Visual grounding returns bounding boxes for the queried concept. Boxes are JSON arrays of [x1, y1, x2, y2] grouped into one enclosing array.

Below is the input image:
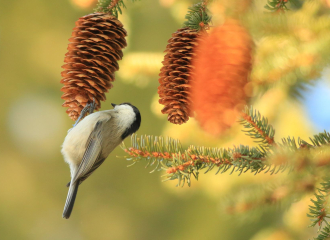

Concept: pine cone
[[60, 12, 127, 120], [158, 27, 199, 125], [192, 19, 253, 135]]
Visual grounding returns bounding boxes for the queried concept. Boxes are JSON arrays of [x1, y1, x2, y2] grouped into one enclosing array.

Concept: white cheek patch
[[118, 110, 136, 126], [115, 104, 132, 111], [115, 105, 136, 128]]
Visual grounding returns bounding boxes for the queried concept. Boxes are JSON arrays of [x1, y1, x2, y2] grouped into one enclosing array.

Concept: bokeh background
[[1, 0, 330, 239]]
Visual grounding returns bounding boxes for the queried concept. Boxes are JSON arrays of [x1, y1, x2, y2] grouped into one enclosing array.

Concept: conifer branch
[[309, 131, 330, 147], [121, 107, 330, 187], [183, 2, 212, 31], [314, 226, 330, 240], [95, 0, 136, 17], [239, 106, 276, 150], [308, 180, 330, 240], [264, 0, 291, 13], [223, 177, 315, 216], [122, 134, 281, 187]]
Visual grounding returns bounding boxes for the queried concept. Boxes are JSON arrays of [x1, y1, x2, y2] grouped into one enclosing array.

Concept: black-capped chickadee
[[61, 102, 141, 219]]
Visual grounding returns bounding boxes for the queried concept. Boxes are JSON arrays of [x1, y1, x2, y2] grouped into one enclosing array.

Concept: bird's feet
[[70, 99, 97, 130], [87, 98, 97, 114]]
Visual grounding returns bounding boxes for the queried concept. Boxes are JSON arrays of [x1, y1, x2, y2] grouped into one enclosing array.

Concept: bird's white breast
[[61, 112, 109, 174]]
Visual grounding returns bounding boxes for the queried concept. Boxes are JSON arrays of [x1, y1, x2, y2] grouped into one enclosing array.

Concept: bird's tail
[[62, 180, 79, 219]]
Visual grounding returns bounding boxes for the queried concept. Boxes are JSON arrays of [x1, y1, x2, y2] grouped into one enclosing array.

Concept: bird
[[61, 102, 141, 219]]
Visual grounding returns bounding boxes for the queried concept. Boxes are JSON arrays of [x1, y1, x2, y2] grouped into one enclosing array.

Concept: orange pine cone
[[60, 13, 127, 120], [158, 27, 199, 125], [192, 19, 253, 135]]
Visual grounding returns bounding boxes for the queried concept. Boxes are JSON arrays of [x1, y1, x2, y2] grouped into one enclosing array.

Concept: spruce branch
[[308, 180, 330, 240], [223, 177, 315, 217], [122, 134, 276, 187], [264, 0, 291, 13], [121, 107, 330, 187], [309, 131, 330, 147], [183, 2, 212, 31], [313, 226, 330, 240], [239, 106, 276, 150], [95, 0, 136, 17]]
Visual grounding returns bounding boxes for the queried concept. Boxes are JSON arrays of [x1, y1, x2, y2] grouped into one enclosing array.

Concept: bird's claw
[[88, 98, 97, 114], [71, 98, 97, 129]]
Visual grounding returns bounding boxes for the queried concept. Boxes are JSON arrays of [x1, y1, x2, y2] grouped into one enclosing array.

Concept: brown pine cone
[[60, 12, 127, 120], [192, 19, 253, 135], [158, 27, 199, 125]]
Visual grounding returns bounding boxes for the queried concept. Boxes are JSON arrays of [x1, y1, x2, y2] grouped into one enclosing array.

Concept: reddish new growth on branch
[[107, 0, 121, 10], [191, 19, 253, 135], [241, 112, 276, 145], [124, 147, 234, 174], [61, 13, 127, 120], [158, 28, 200, 125]]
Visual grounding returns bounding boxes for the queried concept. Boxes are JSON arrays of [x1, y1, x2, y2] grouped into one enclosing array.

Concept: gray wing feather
[[78, 157, 106, 183], [71, 121, 103, 184], [66, 157, 106, 187]]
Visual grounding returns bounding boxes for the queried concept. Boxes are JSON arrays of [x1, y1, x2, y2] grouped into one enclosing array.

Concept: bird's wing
[[66, 157, 106, 187], [71, 120, 104, 185], [76, 157, 107, 184], [66, 157, 107, 187]]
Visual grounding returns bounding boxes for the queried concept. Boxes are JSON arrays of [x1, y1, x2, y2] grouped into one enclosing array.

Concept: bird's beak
[[111, 103, 117, 108]]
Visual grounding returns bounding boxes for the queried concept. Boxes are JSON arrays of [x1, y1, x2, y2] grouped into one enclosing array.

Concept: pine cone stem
[[108, 0, 121, 10]]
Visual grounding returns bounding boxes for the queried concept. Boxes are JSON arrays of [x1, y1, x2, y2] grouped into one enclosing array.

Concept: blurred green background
[[1, 0, 330, 239]]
